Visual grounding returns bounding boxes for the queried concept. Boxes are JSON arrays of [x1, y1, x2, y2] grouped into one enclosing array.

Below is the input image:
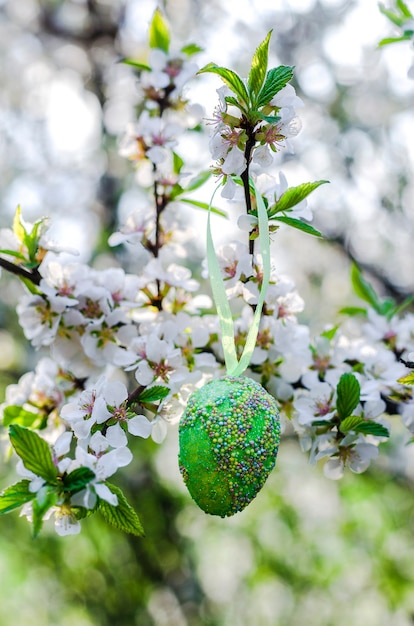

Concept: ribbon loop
[[206, 178, 271, 376]]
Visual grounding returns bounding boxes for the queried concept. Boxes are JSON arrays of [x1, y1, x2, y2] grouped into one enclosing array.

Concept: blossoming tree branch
[[1, 7, 414, 537]]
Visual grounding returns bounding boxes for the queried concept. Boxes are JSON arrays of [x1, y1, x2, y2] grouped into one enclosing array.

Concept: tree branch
[[325, 233, 411, 304], [0, 257, 41, 286]]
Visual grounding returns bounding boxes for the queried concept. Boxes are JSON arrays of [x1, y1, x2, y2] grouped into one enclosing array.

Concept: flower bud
[[179, 376, 280, 517]]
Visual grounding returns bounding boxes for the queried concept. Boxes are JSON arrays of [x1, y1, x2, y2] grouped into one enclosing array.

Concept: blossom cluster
[[208, 83, 302, 199]]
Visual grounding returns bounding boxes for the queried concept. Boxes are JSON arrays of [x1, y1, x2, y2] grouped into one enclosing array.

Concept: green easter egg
[[178, 376, 280, 517]]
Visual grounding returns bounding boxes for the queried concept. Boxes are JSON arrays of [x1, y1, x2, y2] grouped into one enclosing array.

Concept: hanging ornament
[[179, 375, 280, 516], [179, 179, 280, 516]]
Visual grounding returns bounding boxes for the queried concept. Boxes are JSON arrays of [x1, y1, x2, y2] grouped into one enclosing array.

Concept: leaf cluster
[[313, 373, 389, 440], [197, 31, 294, 125], [122, 10, 202, 72], [340, 263, 414, 320], [267, 180, 328, 238], [0, 425, 144, 537], [379, 0, 413, 46], [0, 206, 48, 290]]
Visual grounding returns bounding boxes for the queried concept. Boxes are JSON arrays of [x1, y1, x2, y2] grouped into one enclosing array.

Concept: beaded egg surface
[[178, 376, 281, 517]]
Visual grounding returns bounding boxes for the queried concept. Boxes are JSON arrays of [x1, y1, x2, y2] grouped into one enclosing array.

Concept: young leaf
[[197, 63, 249, 105], [350, 263, 383, 314], [138, 385, 170, 403], [398, 372, 414, 386], [32, 486, 57, 538], [379, 3, 407, 26], [149, 8, 170, 53], [339, 415, 365, 433], [257, 65, 295, 108], [62, 467, 96, 494], [248, 31, 272, 104], [181, 43, 203, 57], [98, 483, 145, 537], [321, 325, 339, 341], [25, 217, 48, 262], [354, 422, 390, 438], [9, 424, 58, 483], [397, 0, 413, 18], [172, 151, 185, 175], [12, 205, 26, 243], [339, 306, 367, 317], [272, 216, 323, 238], [268, 180, 329, 215], [0, 480, 35, 514], [336, 373, 361, 420]]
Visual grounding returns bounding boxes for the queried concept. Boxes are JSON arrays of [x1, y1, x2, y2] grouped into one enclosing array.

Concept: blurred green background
[[1, 0, 414, 624]]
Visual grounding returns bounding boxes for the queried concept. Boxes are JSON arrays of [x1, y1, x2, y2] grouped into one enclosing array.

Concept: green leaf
[[9, 424, 58, 483], [32, 486, 57, 538], [379, 3, 407, 26], [321, 325, 339, 341], [63, 468, 96, 494], [312, 419, 332, 426], [336, 373, 361, 420], [398, 372, 414, 386], [350, 263, 383, 314], [197, 63, 249, 105], [257, 65, 295, 108], [181, 43, 203, 57], [354, 422, 390, 438], [257, 113, 281, 124], [385, 295, 414, 320], [338, 306, 367, 317], [248, 31, 272, 104], [172, 151, 185, 175], [26, 217, 48, 262], [169, 183, 185, 200], [0, 480, 35, 514], [272, 216, 323, 238], [3, 405, 41, 428], [378, 298, 396, 317], [72, 505, 93, 520], [339, 415, 365, 433], [397, 0, 413, 18], [184, 170, 212, 192], [149, 9, 170, 53], [98, 483, 145, 537], [138, 385, 170, 403], [0, 249, 27, 261], [379, 35, 413, 46], [121, 58, 152, 71], [180, 198, 227, 218], [224, 96, 248, 113], [269, 180, 329, 215], [20, 276, 42, 295]]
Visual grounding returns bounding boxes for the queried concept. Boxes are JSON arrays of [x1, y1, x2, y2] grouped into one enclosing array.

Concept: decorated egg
[[178, 376, 280, 517]]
